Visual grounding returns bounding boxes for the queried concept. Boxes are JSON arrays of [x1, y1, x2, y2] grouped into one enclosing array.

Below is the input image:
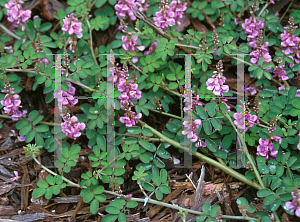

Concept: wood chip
[[11, 213, 55, 222], [146, 188, 183, 218], [0, 205, 17, 216], [0, 183, 16, 196]]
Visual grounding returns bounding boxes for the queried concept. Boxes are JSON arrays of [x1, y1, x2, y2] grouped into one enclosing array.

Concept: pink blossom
[[53, 82, 78, 112], [241, 17, 264, 44], [206, 60, 229, 97], [115, 0, 149, 21], [5, 0, 31, 28], [233, 111, 257, 132], [153, 0, 187, 29], [273, 64, 288, 82], [1, 88, 27, 121], [285, 190, 300, 217], [62, 13, 83, 38], [119, 111, 142, 127], [10, 171, 21, 181], [256, 138, 278, 160], [61, 113, 85, 139]]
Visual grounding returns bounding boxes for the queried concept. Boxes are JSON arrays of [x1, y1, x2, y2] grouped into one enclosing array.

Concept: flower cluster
[[114, 63, 142, 127], [62, 13, 83, 38], [281, 17, 300, 69], [256, 138, 278, 160], [182, 92, 206, 148], [1, 77, 27, 121], [233, 104, 257, 132], [53, 82, 78, 112], [248, 30, 272, 69], [53, 82, 85, 140], [115, 0, 149, 21], [182, 116, 201, 143], [61, 113, 86, 140], [206, 60, 229, 97], [273, 58, 288, 82], [153, 0, 187, 29], [285, 189, 300, 217], [5, 0, 31, 29]]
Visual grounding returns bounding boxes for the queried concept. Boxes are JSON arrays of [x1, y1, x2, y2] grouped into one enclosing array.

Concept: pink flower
[[53, 82, 78, 112], [153, 0, 187, 29], [115, 0, 149, 21], [10, 171, 21, 181], [1, 87, 27, 121], [119, 111, 142, 127], [206, 60, 229, 97], [62, 13, 83, 38], [256, 138, 278, 160], [273, 64, 288, 82], [233, 110, 257, 132], [5, 0, 31, 27], [285, 191, 300, 217], [61, 113, 86, 139]]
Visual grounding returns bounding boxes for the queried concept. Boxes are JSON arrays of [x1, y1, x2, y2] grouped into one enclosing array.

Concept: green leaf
[[236, 197, 248, 207], [46, 175, 55, 185], [155, 189, 163, 200], [28, 110, 39, 122], [32, 187, 46, 198], [40, 23, 52, 32], [83, 191, 94, 203], [196, 106, 207, 119], [95, 0, 107, 7], [139, 139, 150, 150], [37, 180, 48, 188], [202, 202, 211, 214], [18, 124, 30, 138], [152, 173, 161, 186], [205, 138, 217, 152], [270, 199, 281, 211], [206, 103, 216, 117], [106, 206, 120, 214], [126, 201, 138, 208], [16, 119, 29, 129], [36, 125, 49, 132], [90, 199, 99, 214], [25, 130, 36, 143], [118, 213, 126, 222], [288, 86, 297, 101], [159, 184, 171, 194], [210, 205, 220, 217], [203, 120, 212, 135], [257, 188, 271, 197], [263, 194, 276, 205], [211, 118, 222, 131]]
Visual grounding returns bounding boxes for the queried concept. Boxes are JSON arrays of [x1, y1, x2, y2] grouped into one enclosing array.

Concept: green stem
[[149, 109, 182, 119], [116, 133, 162, 142], [224, 113, 265, 189], [258, 2, 269, 17], [138, 120, 262, 190], [86, 20, 98, 65], [0, 24, 21, 40], [0, 114, 59, 126], [30, 153, 259, 221]]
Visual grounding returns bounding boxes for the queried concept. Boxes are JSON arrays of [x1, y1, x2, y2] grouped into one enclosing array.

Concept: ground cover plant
[[0, 0, 300, 221]]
